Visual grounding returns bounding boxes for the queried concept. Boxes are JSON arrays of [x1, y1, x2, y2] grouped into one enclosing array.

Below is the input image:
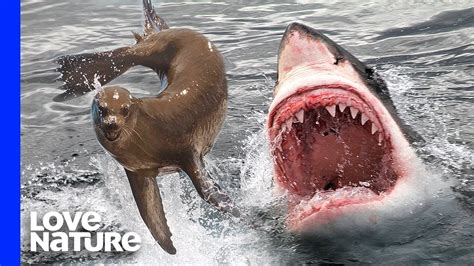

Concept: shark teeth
[[361, 113, 369, 125], [295, 109, 304, 123], [277, 102, 384, 142], [350, 107, 359, 119], [338, 103, 347, 112], [326, 105, 336, 117], [371, 123, 378, 134], [283, 119, 292, 131]]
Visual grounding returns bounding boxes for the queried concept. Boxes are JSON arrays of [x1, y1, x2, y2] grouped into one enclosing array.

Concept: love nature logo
[[30, 211, 141, 252]]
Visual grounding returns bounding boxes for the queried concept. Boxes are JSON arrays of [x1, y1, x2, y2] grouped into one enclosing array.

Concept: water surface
[[21, 0, 473, 264]]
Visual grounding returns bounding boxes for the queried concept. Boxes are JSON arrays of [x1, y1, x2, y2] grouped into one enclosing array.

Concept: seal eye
[[121, 105, 130, 117], [98, 106, 108, 116]]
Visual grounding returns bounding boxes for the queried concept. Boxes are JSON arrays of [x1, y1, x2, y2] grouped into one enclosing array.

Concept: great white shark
[[267, 22, 422, 232]]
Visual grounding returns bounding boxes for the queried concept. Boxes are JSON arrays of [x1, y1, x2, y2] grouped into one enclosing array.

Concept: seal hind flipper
[[182, 159, 240, 217], [55, 28, 192, 101], [54, 47, 135, 102], [54, 1, 170, 102], [142, 0, 169, 92], [143, 0, 169, 37], [125, 169, 176, 254]]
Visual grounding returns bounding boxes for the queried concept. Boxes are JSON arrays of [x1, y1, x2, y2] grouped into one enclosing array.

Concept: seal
[[55, 0, 238, 254]]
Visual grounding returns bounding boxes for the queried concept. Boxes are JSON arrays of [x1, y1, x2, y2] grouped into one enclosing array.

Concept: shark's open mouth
[[268, 84, 401, 228], [267, 22, 416, 231]]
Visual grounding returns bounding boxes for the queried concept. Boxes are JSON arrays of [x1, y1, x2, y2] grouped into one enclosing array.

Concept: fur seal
[[55, 0, 238, 254]]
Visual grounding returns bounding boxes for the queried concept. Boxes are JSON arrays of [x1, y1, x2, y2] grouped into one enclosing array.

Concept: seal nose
[[103, 116, 121, 141], [105, 121, 119, 131], [104, 116, 119, 130]]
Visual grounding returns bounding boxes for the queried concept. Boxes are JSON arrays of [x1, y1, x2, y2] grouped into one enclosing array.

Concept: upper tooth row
[[282, 104, 380, 135], [325, 104, 379, 134]]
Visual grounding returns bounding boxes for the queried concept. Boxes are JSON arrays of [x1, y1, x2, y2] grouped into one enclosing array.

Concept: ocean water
[[21, 0, 473, 264]]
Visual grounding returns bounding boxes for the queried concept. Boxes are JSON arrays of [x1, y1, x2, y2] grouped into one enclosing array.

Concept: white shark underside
[[267, 23, 420, 232]]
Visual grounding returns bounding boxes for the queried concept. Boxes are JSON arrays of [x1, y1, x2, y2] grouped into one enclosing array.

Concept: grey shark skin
[[55, 0, 238, 254], [268, 22, 421, 232]]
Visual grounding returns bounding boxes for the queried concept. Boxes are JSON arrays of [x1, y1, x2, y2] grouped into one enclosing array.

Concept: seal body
[[55, 0, 235, 255], [92, 29, 227, 174]]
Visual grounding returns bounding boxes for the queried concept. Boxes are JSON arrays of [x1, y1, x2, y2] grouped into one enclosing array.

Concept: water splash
[[92, 153, 296, 264], [382, 67, 472, 182], [92, 74, 103, 92]]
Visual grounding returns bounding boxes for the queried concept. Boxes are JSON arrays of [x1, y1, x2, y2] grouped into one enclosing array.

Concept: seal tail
[[53, 47, 135, 102], [143, 0, 169, 36]]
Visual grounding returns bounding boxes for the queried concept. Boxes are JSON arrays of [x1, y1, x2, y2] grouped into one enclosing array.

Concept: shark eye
[[121, 105, 130, 117]]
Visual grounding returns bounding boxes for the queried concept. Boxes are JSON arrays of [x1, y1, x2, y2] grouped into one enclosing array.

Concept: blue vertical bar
[[0, 0, 20, 264]]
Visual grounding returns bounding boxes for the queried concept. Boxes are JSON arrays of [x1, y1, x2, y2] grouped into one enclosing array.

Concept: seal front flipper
[[54, 47, 135, 102], [125, 169, 176, 254], [182, 159, 240, 217]]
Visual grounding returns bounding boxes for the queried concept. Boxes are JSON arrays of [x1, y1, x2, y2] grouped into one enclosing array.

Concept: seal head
[[92, 86, 138, 142]]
